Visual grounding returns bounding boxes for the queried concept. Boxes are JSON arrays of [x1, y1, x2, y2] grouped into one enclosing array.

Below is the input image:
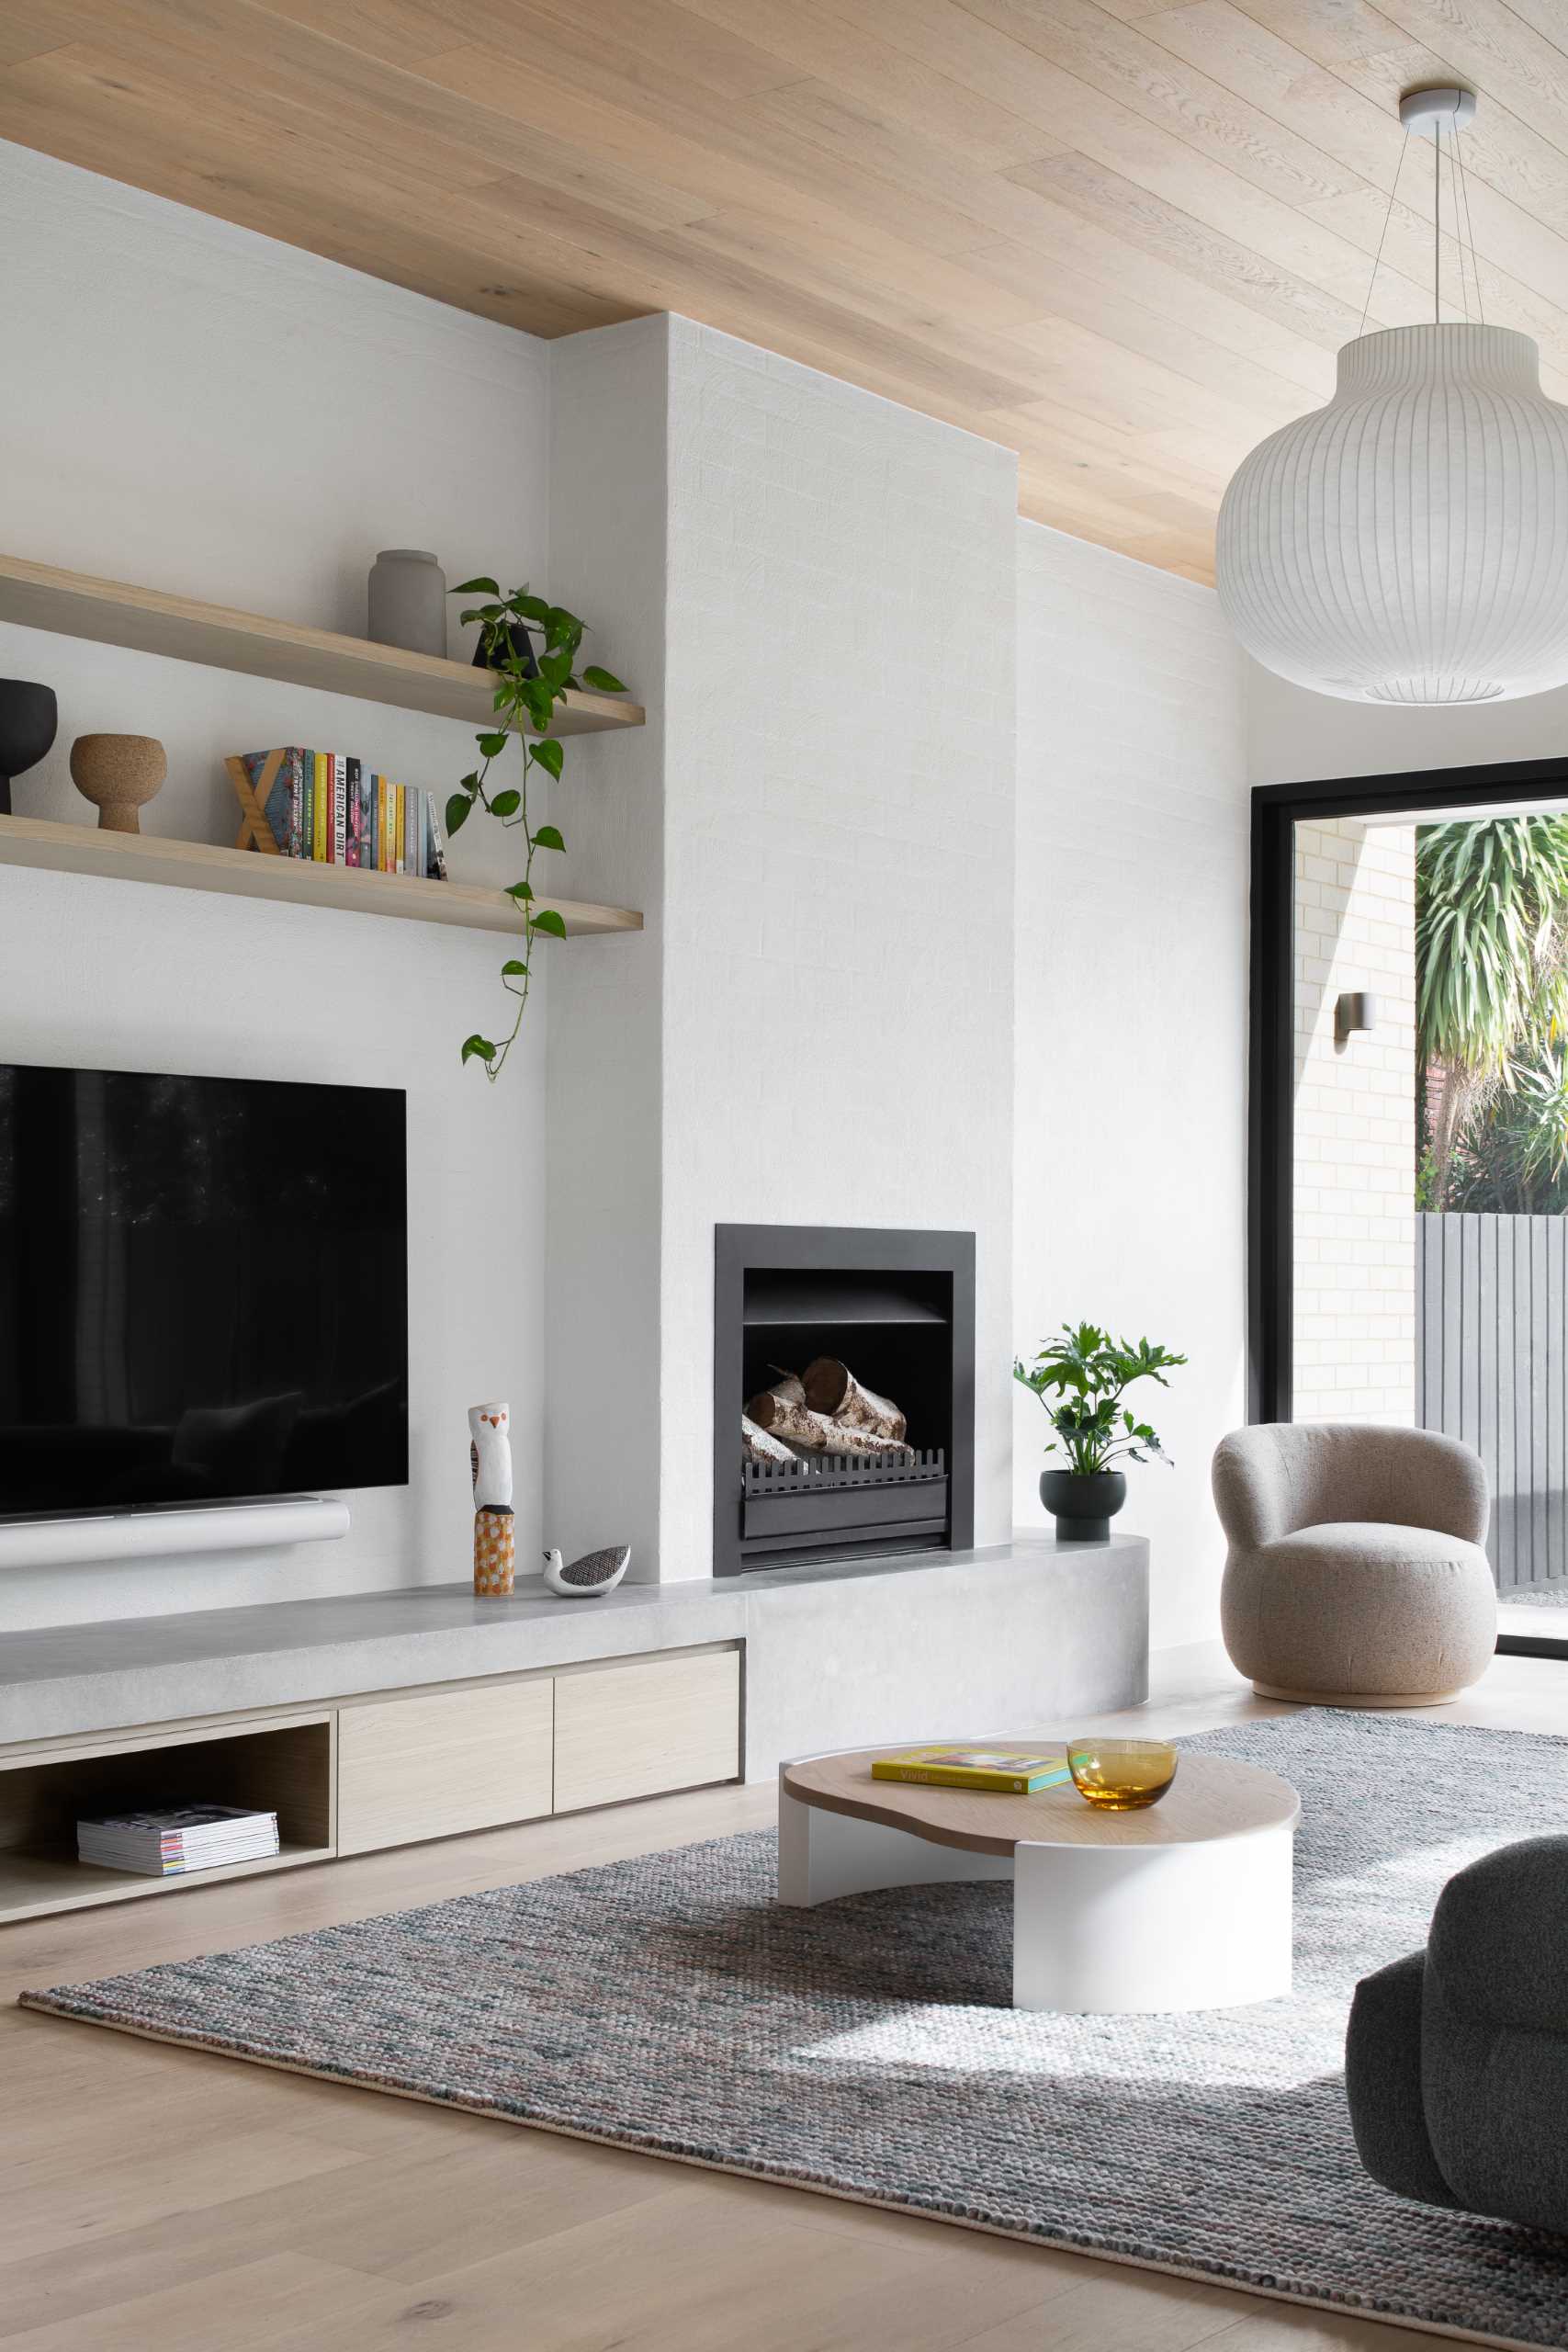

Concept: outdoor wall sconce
[[1335, 990, 1377, 1046]]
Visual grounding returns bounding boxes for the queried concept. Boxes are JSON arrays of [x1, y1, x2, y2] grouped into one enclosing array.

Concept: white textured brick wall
[[1015, 524, 1249, 1647], [660, 321, 1019, 1572], [1292, 820, 1416, 1422], [548, 317, 1018, 1578]]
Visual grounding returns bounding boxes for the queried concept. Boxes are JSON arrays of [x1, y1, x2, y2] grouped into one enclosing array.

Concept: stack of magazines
[[76, 1804, 281, 1877]]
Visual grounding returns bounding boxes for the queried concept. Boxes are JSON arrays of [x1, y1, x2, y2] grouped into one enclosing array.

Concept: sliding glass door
[[1251, 757, 1568, 1655]]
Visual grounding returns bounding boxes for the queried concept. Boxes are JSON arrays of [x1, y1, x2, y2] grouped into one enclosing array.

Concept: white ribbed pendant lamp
[[1217, 87, 1568, 706]]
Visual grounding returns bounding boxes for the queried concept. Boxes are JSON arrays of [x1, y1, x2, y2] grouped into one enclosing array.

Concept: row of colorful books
[[239, 746, 448, 878]]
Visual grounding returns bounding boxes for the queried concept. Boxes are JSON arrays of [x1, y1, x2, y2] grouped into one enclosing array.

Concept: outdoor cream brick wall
[[1292, 820, 1416, 1422]]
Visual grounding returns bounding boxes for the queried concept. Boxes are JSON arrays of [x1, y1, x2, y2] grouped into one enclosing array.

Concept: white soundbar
[[0, 1496, 350, 1571]]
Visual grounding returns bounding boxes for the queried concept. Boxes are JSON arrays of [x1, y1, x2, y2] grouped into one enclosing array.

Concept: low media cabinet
[[0, 1538, 1151, 1925], [0, 1641, 739, 1925]]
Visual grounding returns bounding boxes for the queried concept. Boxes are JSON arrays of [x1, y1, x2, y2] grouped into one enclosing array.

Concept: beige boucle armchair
[[1213, 1423, 1496, 1707]]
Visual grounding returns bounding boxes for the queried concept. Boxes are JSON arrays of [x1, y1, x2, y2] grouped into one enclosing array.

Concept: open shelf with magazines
[[0, 1711, 335, 1924]]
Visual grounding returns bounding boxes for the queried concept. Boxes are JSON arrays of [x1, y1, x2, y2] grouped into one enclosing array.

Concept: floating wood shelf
[[0, 551, 646, 737], [0, 815, 642, 937]]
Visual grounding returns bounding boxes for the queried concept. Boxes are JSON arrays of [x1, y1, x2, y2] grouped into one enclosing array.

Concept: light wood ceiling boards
[[6, 0, 1568, 582]]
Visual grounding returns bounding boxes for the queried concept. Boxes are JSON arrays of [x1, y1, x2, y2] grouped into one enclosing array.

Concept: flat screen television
[[0, 1064, 408, 1521]]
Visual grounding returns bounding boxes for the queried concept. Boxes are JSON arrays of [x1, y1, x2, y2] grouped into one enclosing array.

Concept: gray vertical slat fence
[[1416, 1213, 1568, 1592]]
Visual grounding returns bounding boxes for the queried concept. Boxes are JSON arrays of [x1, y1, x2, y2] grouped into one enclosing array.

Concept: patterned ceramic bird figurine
[[542, 1544, 632, 1598]]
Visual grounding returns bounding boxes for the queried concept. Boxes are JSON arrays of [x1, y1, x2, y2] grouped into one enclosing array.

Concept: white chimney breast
[[547, 317, 1017, 1580]]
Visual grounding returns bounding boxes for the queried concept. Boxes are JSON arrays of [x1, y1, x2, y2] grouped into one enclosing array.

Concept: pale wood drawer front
[[337, 1680, 553, 1856], [553, 1649, 740, 1814]]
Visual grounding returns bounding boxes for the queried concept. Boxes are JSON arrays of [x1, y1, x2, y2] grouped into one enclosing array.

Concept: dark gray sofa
[[1347, 1835, 1568, 2233]]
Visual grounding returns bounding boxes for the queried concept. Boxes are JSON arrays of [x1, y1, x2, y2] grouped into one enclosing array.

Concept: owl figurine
[[542, 1544, 632, 1598], [468, 1401, 513, 1510]]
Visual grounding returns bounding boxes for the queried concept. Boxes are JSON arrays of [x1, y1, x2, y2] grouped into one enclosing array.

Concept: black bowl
[[0, 681, 59, 814]]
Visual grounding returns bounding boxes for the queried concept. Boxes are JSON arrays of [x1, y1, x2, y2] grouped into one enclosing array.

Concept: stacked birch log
[[741, 1360, 912, 1469]]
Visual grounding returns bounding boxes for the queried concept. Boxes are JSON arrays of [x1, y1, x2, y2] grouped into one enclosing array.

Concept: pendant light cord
[[1365, 107, 1485, 337], [1435, 119, 1443, 322], [1359, 134, 1405, 337], [1454, 119, 1485, 323]]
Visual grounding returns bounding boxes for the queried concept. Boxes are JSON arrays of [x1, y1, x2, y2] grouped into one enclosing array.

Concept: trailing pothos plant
[[1013, 1323, 1187, 1477], [447, 578, 626, 1082]]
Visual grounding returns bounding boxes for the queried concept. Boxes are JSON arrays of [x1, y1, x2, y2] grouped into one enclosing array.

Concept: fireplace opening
[[714, 1227, 975, 1577]]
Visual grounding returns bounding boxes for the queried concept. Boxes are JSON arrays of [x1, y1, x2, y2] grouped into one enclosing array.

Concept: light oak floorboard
[[1, 1643, 1562, 2348], [0, 2252, 405, 2352], [954, 2267, 1269, 2352]]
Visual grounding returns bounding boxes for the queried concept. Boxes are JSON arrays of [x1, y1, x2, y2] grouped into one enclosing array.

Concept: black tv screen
[[0, 1065, 408, 1520]]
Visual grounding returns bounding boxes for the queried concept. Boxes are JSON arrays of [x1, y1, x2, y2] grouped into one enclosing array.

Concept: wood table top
[[781, 1744, 1301, 1859]]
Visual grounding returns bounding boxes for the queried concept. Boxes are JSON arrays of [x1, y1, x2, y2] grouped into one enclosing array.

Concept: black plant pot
[[0, 680, 58, 817], [1041, 1468, 1126, 1542], [471, 620, 538, 679]]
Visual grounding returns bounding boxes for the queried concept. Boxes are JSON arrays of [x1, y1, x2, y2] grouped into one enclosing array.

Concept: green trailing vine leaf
[[447, 581, 628, 1081]]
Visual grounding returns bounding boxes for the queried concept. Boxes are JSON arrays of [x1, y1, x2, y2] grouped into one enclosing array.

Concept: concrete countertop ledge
[[0, 1532, 1148, 1749]]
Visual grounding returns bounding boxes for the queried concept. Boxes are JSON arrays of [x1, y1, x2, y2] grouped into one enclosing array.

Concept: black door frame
[[1249, 752, 1568, 1660]]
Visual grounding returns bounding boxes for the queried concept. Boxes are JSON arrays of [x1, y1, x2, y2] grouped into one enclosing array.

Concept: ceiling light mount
[[1398, 85, 1477, 136]]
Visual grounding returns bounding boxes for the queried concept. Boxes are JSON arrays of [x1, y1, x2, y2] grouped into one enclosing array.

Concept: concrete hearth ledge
[[0, 1533, 1149, 1771]]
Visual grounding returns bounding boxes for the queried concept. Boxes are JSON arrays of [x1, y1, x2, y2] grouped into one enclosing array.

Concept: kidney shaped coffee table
[[778, 1741, 1301, 2014]]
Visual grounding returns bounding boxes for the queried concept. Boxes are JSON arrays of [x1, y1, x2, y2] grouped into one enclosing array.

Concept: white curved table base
[[778, 1768, 1294, 2016], [779, 1783, 1013, 1905], [1011, 1821, 1292, 2012]]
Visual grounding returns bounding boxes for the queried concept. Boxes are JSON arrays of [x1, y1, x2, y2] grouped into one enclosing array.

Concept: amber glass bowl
[[1066, 1737, 1179, 1810]]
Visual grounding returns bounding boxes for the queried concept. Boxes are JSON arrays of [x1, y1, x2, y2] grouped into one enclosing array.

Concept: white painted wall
[[0, 141, 552, 1631], [0, 136, 1261, 1637], [544, 318, 669, 1577], [1247, 662, 1568, 787], [1013, 524, 1249, 1648]]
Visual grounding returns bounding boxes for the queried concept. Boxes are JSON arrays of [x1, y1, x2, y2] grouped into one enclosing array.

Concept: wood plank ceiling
[[4, 1, 1568, 582]]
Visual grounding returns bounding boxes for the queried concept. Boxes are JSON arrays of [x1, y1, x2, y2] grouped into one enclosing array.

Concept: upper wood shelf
[[0, 815, 642, 938], [0, 552, 646, 737]]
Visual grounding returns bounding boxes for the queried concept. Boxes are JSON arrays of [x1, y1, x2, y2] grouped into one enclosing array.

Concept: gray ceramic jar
[[367, 548, 447, 658]]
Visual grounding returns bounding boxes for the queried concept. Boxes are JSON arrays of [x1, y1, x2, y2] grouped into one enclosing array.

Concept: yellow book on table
[[870, 1746, 1070, 1794]]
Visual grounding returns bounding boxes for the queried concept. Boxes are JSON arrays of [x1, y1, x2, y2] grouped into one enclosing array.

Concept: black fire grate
[[742, 1446, 946, 1498]]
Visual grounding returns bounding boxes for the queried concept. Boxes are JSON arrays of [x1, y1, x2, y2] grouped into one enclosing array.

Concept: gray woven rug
[[21, 1712, 1568, 2348]]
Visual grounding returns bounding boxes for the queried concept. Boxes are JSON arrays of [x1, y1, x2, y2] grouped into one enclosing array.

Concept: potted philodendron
[[1014, 1323, 1187, 1540]]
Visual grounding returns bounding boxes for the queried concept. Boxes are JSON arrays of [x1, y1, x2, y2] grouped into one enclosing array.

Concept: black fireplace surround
[[713, 1224, 976, 1577]]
